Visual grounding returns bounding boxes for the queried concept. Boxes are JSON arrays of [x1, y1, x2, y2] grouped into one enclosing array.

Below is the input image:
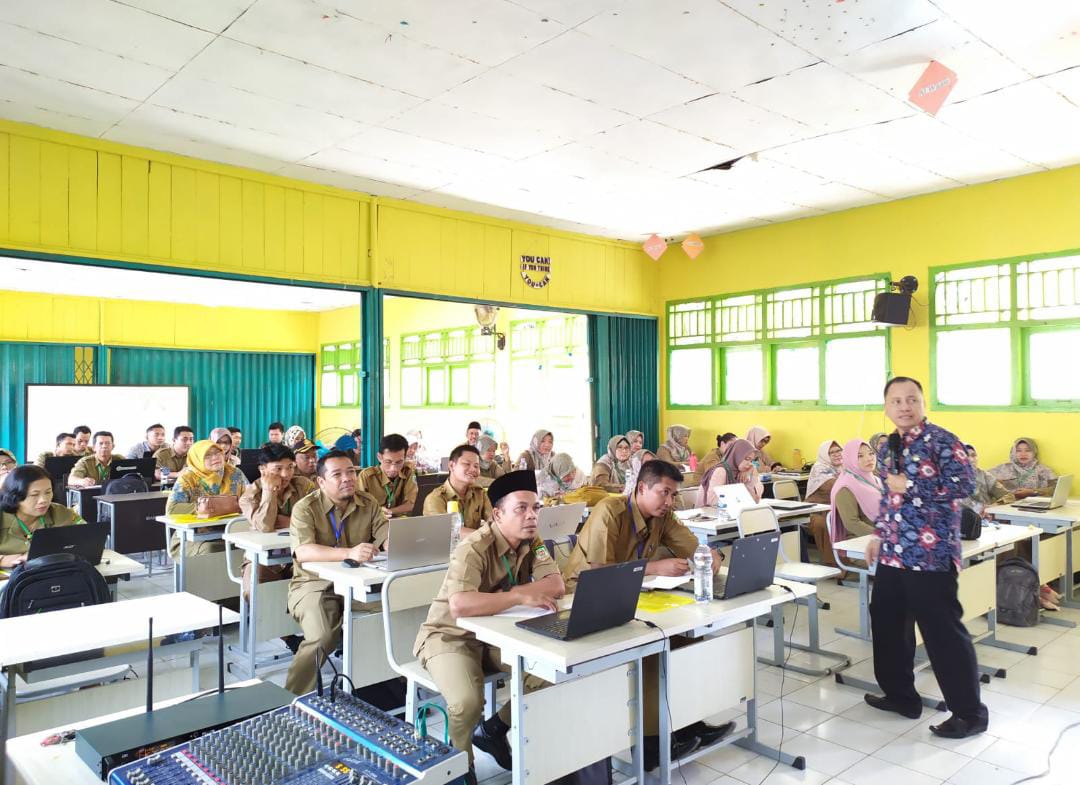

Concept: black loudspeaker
[[872, 292, 911, 325]]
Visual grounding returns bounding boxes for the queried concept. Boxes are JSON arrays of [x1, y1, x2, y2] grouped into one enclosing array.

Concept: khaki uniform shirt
[[414, 521, 559, 661], [289, 489, 388, 590], [697, 448, 723, 477], [0, 504, 82, 556], [35, 451, 54, 468], [423, 480, 492, 530], [358, 465, 418, 511], [479, 460, 508, 481], [240, 476, 315, 533], [69, 455, 120, 485], [562, 495, 700, 591], [154, 446, 187, 475]]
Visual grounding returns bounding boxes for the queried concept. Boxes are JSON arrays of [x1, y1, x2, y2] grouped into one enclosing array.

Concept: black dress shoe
[[686, 720, 735, 747], [642, 734, 702, 772], [864, 693, 922, 719], [281, 634, 302, 654], [930, 713, 989, 739], [472, 722, 513, 771]]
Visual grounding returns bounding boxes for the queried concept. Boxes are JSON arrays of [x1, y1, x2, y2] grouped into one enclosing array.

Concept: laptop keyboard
[[529, 610, 572, 637]]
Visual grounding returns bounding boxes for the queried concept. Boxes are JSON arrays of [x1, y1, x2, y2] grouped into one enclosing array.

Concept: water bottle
[[160, 467, 170, 488], [447, 501, 463, 552], [716, 493, 728, 521], [518, 457, 528, 471], [693, 545, 714, 603]]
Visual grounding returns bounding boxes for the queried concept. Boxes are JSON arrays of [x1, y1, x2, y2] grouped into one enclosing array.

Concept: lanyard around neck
[[627, 497, 648, 559], [15, 515, 46, 540], [500, 553, 518, 587], [328, 509, 344, 544], [845, 469, 879, 490], [384, 476, 399, 507]]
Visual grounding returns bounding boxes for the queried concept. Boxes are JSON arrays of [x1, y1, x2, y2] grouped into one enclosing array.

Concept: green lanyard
[[96, 462, 108, 483], [15, 515, 46, 540], [500, 554, 518, 587], [384, 479, 399, 508]]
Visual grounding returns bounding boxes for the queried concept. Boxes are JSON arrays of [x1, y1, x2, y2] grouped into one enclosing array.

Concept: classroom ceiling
[[0, 1, 1078, 241], [0, 257, 360, 310]]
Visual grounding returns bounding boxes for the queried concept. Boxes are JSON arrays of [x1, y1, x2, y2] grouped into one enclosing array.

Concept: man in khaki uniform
[[68, 431, 120, 487], [424, 445, 492, 536], [72, 426, 92, 457], [294, 439, 318, 480], [358, 434, 418, 518], [154, 426, 195, 478], [35, 432, 76, 467], [415, 471, 563, 782], [238, 442, 315, 598], [285, 449, 387, 695], [564, 460, 730, 770]]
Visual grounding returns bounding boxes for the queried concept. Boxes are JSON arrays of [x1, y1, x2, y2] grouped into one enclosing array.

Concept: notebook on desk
[[1015, 475, 1072, 511]]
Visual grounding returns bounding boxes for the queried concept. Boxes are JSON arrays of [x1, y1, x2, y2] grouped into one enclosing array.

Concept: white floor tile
[[901, 720, 997, 758], [784, 681, 867, 715], [766, 734, 865, 777], [839, 701, 939, 735], [977, 738, 1054, 776], [835, 756, 942, 785], [758, 699, 834, 733], [728, 755, 831, 785], [695, 742, 759, 773], [874, 738, 969, 780], [945, 759, 1027, 785], [1004, 660, 1078, 690], [673, 760, 728, 785], [805, 717, 895, 755]]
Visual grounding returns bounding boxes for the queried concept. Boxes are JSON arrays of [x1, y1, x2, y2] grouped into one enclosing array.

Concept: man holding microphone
[[864, 377, 986, 738]]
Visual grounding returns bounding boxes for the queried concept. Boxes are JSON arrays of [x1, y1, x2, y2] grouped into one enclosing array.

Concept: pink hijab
[[829, 439, 883, 543], [695, 438, 762, 506]]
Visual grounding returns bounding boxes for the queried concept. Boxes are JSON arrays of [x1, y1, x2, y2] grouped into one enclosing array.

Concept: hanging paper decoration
[[908, 60, 958, 117], [643, 234, 667, 261], [681, 233, 704, 260]]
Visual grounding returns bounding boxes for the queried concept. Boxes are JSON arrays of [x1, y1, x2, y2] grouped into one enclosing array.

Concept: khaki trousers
[[284, 581, 379, 694]]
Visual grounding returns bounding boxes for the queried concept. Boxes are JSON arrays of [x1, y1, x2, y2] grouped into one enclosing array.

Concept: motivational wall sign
[[520, 254, 552, 288]]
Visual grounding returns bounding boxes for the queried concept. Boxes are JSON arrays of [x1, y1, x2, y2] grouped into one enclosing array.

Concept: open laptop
[[366, 513, 453, 571], [43, 455, 80, 480], [516, 559, 646, 641], [764, 498, 815, 511], [1016, 475, 1073, 512], [674, 532, 780, 601], [26, 522, 109, 565], [538, 503, 586, 541], [109, 458, 155, 480], [695, 483, 756, 518]]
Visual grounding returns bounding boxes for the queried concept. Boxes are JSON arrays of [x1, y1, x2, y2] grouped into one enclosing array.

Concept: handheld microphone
[[887, 433, 903, 474]]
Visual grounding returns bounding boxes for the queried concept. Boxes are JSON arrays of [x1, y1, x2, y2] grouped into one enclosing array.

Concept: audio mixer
[[107, 691, 469, 785]]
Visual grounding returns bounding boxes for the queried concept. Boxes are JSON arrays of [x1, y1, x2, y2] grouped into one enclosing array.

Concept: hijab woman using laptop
[[539, 452, 586, 500], [694, 438, 763, 507], [0, 465, 82, 569], [656, 425, 693, 467], [989, 438, 1056, 499]]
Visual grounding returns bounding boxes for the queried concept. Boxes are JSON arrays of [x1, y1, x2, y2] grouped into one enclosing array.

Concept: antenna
[[146, 617, 154, 713], [217, 605, 225, 694]]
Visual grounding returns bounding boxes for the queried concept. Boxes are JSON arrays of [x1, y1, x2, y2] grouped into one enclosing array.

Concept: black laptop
[[109, 458, 155, 480], [27, 522, 109, 565], [516, 559, 646, 641], [44, 455, 80, 480], [682, 532, 779, 601]]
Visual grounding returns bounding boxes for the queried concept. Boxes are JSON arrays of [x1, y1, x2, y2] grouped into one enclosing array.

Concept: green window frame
[[666, 275, 890, 410], [320, 341, 361, 408], [930, 249, 1080, 410], [400, 326, 496, 409]]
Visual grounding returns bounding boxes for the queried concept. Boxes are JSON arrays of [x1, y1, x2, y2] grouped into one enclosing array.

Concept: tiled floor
[[115, 564, 1080, 785]]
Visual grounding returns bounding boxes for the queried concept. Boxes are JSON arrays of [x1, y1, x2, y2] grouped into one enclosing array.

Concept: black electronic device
[[871, 292, 912, 325], [109, 458, 156, 480], [703, 532, 779, 600], [516, 559, 646, 641], [44, 455, 80, 480], [26, 522, 109, 565]]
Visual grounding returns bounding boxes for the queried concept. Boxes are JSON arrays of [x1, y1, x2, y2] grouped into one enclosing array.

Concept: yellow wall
[[659, 165, 1080, 475]]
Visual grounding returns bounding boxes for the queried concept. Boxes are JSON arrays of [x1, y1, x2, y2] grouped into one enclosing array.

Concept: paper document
[[642, 575, 691, 590], [495, 605, 552, 619]]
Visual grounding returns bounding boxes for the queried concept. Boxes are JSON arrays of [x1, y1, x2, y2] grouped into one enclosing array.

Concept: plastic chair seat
[[776, 562, 841, 583]]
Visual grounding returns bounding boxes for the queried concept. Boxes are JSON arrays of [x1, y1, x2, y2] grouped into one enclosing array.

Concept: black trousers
[[870, 563, 987, 720]]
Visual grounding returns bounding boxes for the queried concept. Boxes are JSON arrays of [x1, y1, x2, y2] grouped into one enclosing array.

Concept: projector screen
[[25, 385, 190, 462]]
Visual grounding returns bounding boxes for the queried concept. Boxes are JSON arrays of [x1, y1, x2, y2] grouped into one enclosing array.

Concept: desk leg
[[658, 645, 671, 785], [835, 570, 872, 641], [1031, 531, 1077, 628], [0, 666, 13, 785], [248, 552, 260, 678], [191, 647, 201, 692], [1061, 527, 1080, 609], [735, 619, 806, 769], [511, 655, 525, 785], [981, 607, 1038, 656], [178, 531, 188, 593], [342, 585, 354, 681], [632, 658, 645, 785], [238, 563, 249, 661]]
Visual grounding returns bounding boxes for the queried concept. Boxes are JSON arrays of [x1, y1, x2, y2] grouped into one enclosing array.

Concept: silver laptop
[[1016, 475, 1073, 511], [697, 483, 757, 518], [538, 503, 585, 541], [367, 513, 453, 571]]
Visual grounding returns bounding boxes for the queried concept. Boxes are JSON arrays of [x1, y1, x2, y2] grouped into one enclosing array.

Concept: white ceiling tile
[[722, 0, 943, 60], [276, 163, 424, 200], [835, 18, 1030, 106], [0, 64, 138, 135], [507, 0, 628, 28], [940, 79, 1080, 168], [335, 0, 566, 66], [650, 93, 812, 155], [180, 38, 423, 125], [510, 143, 659, 192], [150, 74, 366, 148], [299, 146, 453, 191], [0, 0, 215, 70], [436, 71, 631, 138], [840, 113, 1040, 184], [687, 156, 827, 196], [435, 176, 553, 214], [586, 120, 737, 175], [932, 0, 1080, 77], [107, 0, 254, 34], [1041, 66, 1080, 108], [337, 127, 509, 177], [783, 181, 886, 212], [224, 0, 484, 98], [0, 21, 171, 100], [763, 135, 962, 199], [501, 30, 711, 114], [578, 0, 819, 92], [385, 101, 563, 160], [732, 62, 913, 133]]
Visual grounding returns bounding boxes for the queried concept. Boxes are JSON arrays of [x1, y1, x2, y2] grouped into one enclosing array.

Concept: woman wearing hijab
[[166, 439, 248, 557], [656, 425, 693, 466], [622, 449, 657, 496], [829, 439, 883, 542], [698, 433, 736, 477], [626, 430, 645, 455], [209, 427, 240, 466], [805, 440, 844, 566], [695, 438, 762, 507], [745, 426, 773, 468], [517, 429, 554, 472], [590, 435, 633, 492], [284, 425, 307, 450], [961, 444, 1012, 515], [539, 453, 586, 500], [477, 436, 508, 480], [990, 438, 1057, 499]]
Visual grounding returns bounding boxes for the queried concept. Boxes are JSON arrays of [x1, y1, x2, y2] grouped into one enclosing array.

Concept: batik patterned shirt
[[875, 419, 975, 572]]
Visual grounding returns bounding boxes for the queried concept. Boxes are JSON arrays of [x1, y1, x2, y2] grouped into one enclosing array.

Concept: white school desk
[[0, 550, 142, 601], [6, 679, 260, 785], [678, 502, 830, 546], [306, 560, 447, 690], [458, 581, 815, 785], [831, 524, 1040, 708], [0, 593, 239, 785], [221, 527, 301, 678], [154, 514, 243, 599]]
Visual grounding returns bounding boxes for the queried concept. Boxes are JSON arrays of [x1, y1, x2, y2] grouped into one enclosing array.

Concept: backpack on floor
[[103, 472, 150, 495], [996, 557, 1040, 627]]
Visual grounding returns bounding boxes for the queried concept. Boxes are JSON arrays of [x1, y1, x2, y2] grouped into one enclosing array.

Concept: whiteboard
[[25, 385, 190, 462]]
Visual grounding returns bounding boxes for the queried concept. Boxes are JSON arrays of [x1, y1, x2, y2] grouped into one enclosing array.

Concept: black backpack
[[0, 552, 111, 618], [103, 472, 149, 495], [960, 507, 982, 541], [996, 557, 1040, 627]]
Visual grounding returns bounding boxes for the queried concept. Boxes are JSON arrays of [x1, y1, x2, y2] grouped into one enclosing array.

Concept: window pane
[[401, 366, 423, 406], [321, 372, 340, 407], [470, 362, 495, 407], [1030, 330, 1080, 401], [669, 348, 712, 406], [512, 360, 543, 409], [723, 348, 763, 402], [775, 345, 819, 401], [450, 365, 470, 405], [341, 372, 358, 406], [936, 328, 1011, 405], [825, 336, 886, 405], [427, 366, 447, 405]]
